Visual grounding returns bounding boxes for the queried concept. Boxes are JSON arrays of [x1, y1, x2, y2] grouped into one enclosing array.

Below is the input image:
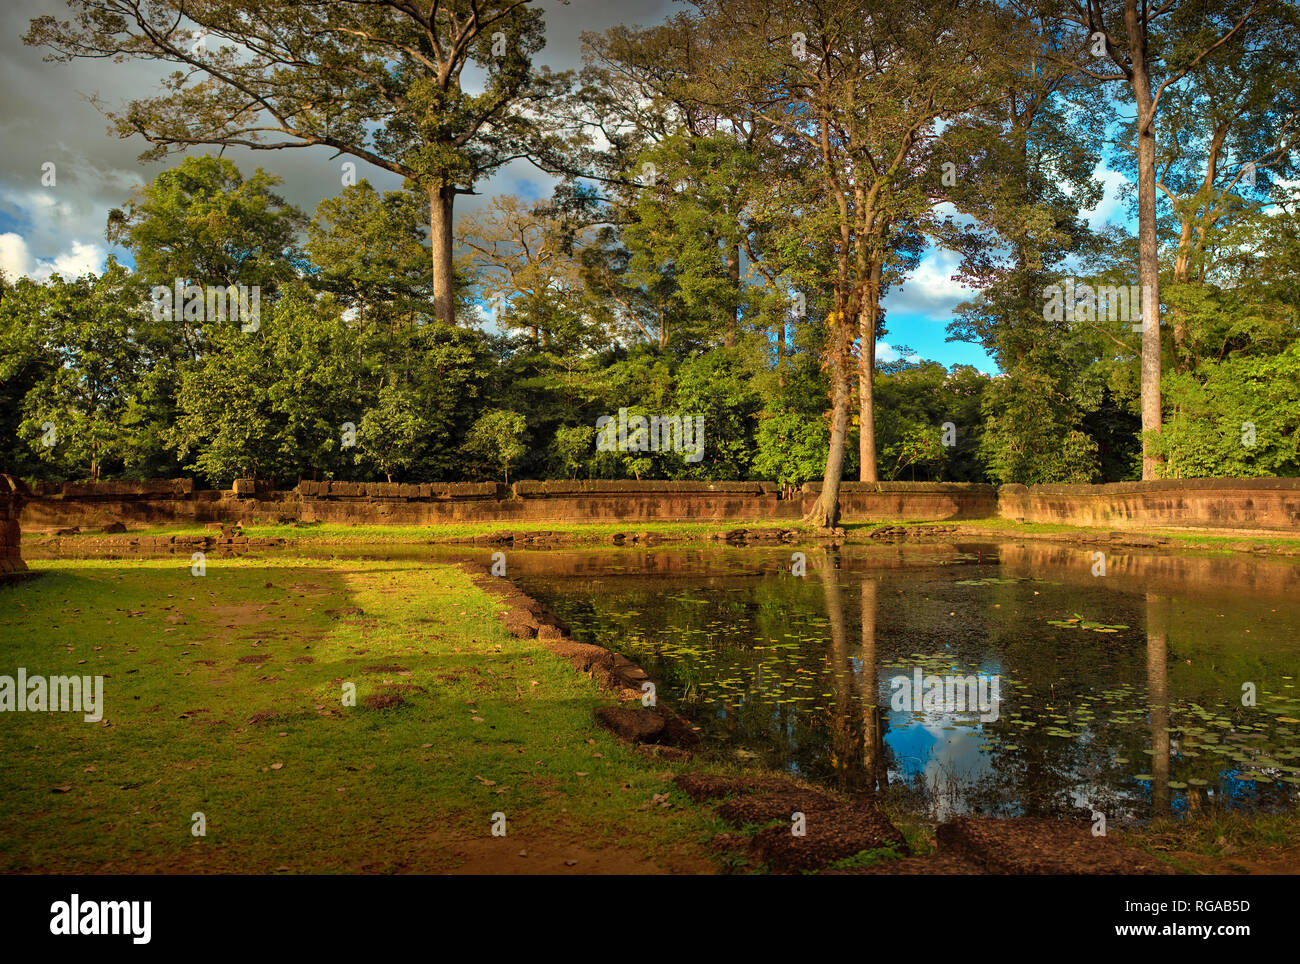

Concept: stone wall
[[997, 478, 1300, 531], [804, 481, 999, 522], [300, 479, 797, 524], [1, 475, 29, 577], [15, 476, 1300, 533]]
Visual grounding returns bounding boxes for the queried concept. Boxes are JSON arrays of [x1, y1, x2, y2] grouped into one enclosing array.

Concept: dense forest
[[3, 1, 1298, 525]]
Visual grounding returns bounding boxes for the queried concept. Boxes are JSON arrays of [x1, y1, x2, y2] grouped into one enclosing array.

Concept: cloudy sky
[[0, 0, 1131, 373]]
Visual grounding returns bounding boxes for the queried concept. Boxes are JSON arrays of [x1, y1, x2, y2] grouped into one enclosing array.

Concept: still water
[[516, 542, 1300, 823]]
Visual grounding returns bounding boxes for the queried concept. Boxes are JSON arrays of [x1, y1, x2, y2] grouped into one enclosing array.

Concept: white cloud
[[50, 239, 107, 278], [0, 232, 105, 282], [1082, 165, 1131, 228], [883, 248, 974, 321], [877, 342, 920, 364], [0, 233, 31, 282]]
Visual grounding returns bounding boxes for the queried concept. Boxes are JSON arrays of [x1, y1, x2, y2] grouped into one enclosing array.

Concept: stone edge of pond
[[870, 522, 1300, 555], [464, 566, 1192, 876], [462, 561, 703, 758], [27, 519, 1300, 558]]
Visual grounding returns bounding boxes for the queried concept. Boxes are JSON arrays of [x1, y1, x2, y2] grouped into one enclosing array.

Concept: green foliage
[[552, 424, 594, 479], [107, 155, 305, 291], [979, 369, 1103, 485], [670, 351, 761, 480], [1153, 344, 1300, 477], [874, 362, 988, 482], [461, 409, 528, 483], [357, 385, 430, 483], [8, 0, 1300, 495], [306, 180, 432, 321], [168, 295, 357, 484], [11, 261, 156, 481]]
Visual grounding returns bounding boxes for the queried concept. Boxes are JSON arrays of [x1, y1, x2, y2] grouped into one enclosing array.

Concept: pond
[[513, 541, 1300, 823]]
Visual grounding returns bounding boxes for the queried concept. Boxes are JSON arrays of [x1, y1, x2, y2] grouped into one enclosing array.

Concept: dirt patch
[[935, 817, 1170, 875], [431, 833, 714, 875], [326, 607, 365, 619], [1160, 845, 1300, 875], [594, 705, 667, 744], [674, 772, 807, 802], [362, 693, 406, 711], [751, 806, 909, 874], [829, 851, 984, 875], [209, 604, 272, 627], [716, 790, 843, 827], [674, 770, 909, 874], [236, 654, 271, 665]]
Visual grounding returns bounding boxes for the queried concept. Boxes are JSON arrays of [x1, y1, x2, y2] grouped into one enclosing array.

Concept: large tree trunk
[[805, 320, 852, 529], [428, 183, 456, 325], [858, 258, 882, 482], [724, 244, 741, 348], [821, 550, 860, 792], [1145, 592, 1171, 817], [775, 315, 786, 389], [1127, 0, 1164, 480], [858, 578, 886, 793], [1171, 216, 1193, 370], [807, 106, 854, 531]]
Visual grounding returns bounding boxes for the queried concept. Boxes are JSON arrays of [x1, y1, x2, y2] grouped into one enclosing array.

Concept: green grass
[[908, 517, 1300, 551], [1125, 811, 1300, 872], [49, 519, 804, 546], [819, 844, 906, 872], [0, 556, 727, 873], [45, 515, 1300, 555], [904, 518, 1084, 535]]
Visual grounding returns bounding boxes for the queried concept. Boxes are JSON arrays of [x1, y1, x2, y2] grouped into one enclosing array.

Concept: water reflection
[[515, 543, 1300, 823]]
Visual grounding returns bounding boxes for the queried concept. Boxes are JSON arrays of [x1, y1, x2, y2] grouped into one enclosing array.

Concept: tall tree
[[307, 179, 433, 328], [579, 19, 781, 353], [944, 6, 1115, 482], [459, 194, 593, 346], [1144, 1, 1300, 370], [26, 0, 572, 325], [690, 0, 1005, 524], [1049, 0, 1263, 478]]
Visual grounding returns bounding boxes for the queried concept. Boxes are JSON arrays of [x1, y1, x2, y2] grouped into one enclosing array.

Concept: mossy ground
[[41, 516, 1300, 555], [0, 556, 727, 873], [6, 543, 1296, 874]]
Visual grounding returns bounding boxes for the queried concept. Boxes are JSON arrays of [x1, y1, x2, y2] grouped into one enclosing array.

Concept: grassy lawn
[[43, 516, 1300, 555], [44, 519, 804, 546], [905, 518, 1300, 552], [0, 556, 725, 873], [1122, 811, 1300, 874]]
